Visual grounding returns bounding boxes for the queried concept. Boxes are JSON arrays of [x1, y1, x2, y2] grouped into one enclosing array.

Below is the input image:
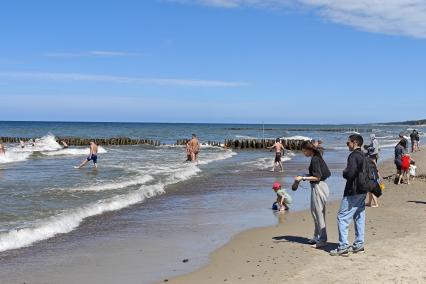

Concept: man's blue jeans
[[337, 194, 367, 249]]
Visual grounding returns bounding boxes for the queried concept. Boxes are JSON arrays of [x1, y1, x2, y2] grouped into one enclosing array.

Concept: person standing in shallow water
[[0, 143, 5, 155], [294, 141, 331, 249], [268, 138, 285, 172], [330, 134, 367, 256], [187, 134, 200, 163], [75, 141, 98, 169]]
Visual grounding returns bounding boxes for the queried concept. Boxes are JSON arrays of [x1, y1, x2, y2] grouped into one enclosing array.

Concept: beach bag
[[357, 154, 382, 197], [409, 165, 416, 177]]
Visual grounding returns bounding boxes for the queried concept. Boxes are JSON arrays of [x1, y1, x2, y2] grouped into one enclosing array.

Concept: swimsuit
[[275, 152, 282, 163], [87, 154, 98, 164]]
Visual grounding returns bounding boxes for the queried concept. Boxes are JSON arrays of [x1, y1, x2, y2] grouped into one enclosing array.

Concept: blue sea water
[[0, 121, 423, 283]]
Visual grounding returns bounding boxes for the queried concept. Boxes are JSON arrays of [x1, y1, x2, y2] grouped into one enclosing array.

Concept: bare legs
[[398, 170, 409, 184], [366, 193, 379, 207]]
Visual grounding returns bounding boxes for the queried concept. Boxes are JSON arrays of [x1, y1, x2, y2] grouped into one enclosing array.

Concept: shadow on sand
[[272, 235, 337, 252], [408, 200, 426, 205]]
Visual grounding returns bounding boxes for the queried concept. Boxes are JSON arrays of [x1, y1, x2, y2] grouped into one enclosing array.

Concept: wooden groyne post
[[223, 138, 309, 150]]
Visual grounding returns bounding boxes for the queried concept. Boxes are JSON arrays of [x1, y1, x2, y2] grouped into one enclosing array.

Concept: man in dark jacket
[[330, 134, 367, 256]]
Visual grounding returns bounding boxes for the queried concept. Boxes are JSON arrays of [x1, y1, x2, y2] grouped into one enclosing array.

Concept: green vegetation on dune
[[384, 119, 426, 126]]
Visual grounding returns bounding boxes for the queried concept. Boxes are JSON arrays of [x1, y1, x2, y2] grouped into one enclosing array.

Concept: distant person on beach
[[61, 141, 69, 149], [415, 130, 420, 150], [368, 134, 379, 163], [268, 138, 284, 172], [294, 141, 331, 249], [187, 134, 200, 163], [272, 182, 292, 211], [330, 134, 367, 256], [75, 141, 98, 169], [394, 139, 406, 184], [364, 135, 380, 208], [363, 134, 380, 207], [20, 140, 25, 149], [0, 143, 5, 155], [410, 130, 420, 152]]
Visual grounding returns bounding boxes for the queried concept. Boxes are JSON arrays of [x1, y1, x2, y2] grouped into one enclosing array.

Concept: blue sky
[[0, 0, 425, 124]]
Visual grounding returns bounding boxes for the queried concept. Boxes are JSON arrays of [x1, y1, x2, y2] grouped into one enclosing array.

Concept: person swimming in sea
[[75, 141, 98, 169], [61, 141, 69, 149]]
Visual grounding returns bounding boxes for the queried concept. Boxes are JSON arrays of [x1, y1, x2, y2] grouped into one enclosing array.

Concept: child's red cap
[[272, 182, 281, 190]]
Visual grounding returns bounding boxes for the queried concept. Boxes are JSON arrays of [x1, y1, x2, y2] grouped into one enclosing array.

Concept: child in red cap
[[272, 182, 292, 211]]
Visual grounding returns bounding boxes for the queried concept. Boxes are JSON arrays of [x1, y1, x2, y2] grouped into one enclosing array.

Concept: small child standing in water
[[272, 182, 292, 211]]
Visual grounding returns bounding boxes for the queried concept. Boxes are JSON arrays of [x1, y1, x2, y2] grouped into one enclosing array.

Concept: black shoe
[[329, 247, 349, 257], [351, 245, 365, 253]]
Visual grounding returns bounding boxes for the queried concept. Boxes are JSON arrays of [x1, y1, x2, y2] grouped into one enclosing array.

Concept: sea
[[0, 121, 424, 283]]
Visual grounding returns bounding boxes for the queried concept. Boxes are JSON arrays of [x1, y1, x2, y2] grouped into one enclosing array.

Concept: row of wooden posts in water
[[0, 137, 309, 150], [176, 138, 308, 150]]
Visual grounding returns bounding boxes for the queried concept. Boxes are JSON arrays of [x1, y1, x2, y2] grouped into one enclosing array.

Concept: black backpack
[[356, 153, 382, 197]]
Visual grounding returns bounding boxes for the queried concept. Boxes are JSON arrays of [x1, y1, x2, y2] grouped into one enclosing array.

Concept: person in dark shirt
[[294, 141, 331, 249], [410, 129, 420, 152], [330, 134, 367, 256]]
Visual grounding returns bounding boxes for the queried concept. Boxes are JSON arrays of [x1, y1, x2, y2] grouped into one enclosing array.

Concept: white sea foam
[[42, 146, 107, 156], [0, 147, 237, 252], [165, 164, 202, 183], [198, 150, 237, 165], [0, 183, 165, 252], [235, 135, 259, 139], [64, 174, 154, 192], [14, 134, 62, 153], [242, 155, 292, 170], [282, 135, 312, 141], [0, 151, 32, 164], [345, 131, 361, 135]]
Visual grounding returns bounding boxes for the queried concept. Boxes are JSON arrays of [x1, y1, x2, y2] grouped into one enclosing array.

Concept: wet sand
[[167, 149, 426, 284]]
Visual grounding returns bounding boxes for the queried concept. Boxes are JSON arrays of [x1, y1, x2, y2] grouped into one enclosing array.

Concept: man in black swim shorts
[[268, 138, 285, 172], [75, 141, 98, 169]]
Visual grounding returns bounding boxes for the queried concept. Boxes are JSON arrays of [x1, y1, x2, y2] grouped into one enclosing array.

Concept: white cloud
[[44, 51, 141, 57], [0, 71, 248, 87], [169, 0, 426, 39]]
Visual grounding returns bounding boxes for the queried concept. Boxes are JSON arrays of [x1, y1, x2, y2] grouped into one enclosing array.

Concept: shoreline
[[0, 145, 422, 283], [166, 150, 426, 284]]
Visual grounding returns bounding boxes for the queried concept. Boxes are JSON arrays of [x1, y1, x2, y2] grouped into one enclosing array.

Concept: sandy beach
[[167, 149, 426, 284]]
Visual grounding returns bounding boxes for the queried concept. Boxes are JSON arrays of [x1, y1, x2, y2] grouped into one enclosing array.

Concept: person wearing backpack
[[330, 134, 367, 256], [294, 141, 331, 249]]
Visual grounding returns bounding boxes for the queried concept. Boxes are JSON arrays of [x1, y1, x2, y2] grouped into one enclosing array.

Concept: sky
[[0, 0, 425, 124]]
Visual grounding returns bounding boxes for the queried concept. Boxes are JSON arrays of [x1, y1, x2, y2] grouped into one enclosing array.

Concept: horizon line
[[0, 119, 424, 126]]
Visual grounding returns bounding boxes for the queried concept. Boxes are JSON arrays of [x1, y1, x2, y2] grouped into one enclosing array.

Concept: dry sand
[[167, 149, 426, 284]]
